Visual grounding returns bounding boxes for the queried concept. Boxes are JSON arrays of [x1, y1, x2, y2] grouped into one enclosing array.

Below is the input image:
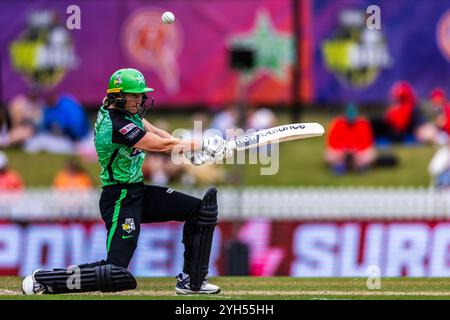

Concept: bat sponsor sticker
[[234, 134, 259, 149]]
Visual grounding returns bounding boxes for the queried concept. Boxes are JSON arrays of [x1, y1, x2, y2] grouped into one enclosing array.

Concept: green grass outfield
[[1, 277, 450, 300]]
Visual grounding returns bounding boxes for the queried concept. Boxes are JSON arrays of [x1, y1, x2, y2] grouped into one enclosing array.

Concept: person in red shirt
[[384, 81, 416, 135], [372, 81, 433, 143], [0, 152, 24, 190], [429, 88, 450, 137], [325, 103, 376, 175]]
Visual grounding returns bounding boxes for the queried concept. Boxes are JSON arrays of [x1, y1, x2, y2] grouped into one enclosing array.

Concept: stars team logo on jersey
[[119, 123, 137, 134], [122, 218, 136, 234]]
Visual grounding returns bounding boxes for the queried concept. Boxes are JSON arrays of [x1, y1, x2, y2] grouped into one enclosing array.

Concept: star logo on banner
[[228, 9, 294, 83]]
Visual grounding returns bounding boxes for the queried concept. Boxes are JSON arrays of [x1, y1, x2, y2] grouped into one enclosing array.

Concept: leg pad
[[183, 187, 219, 291], [34, 263, 137, 294]]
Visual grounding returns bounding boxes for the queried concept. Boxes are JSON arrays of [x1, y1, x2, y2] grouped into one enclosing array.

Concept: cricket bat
[[227, 123, 325, 151]]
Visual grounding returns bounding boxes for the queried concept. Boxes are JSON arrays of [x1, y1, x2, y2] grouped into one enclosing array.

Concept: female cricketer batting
[[22, 68, 231, 295]]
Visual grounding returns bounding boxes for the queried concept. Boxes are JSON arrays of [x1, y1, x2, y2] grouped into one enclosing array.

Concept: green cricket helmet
[[106, 68, 154, 94], [106, 68, 154, 118]]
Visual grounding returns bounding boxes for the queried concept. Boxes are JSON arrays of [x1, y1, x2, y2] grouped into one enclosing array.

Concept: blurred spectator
[[429, 88, 447, 113], [428, 143, 450, 189], [0, 104, 12, 147], [0, 100, 35, 148], [25, 91, 90, 154], [42, 91, 90, 141], [246, 106, 277, 156], [142, 152, 185, 185], [141, 119, 185, 185], [192, 111, 213, 138], [53, 159, 92, 190], [0, 152, 24, 190], [247, 106, 277, 131], [9, 86, 43, 130], [210, 104, 238, 138], [371, 81, 434, 144], [428, 88, 450, 142], [325, 103, 376, 175], [75, 130, 97, 162], [182, 162, 226, 186]]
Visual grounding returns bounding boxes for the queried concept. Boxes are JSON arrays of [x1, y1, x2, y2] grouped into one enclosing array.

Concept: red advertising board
[[1, 219, 450, 277]]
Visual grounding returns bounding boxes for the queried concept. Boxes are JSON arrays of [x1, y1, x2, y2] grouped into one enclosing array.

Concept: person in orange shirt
[[0, 152, 24, 190], [53, 159, 92, 190], [325, 103, 376, 175]]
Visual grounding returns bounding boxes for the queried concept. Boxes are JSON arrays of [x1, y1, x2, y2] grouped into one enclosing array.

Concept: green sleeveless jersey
[[94, 106, 146, 187]]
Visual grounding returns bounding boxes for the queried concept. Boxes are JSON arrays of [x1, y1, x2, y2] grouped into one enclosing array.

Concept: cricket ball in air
[[162, 11, 175, 24]]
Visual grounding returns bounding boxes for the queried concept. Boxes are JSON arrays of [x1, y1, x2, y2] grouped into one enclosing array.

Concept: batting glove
[[201, 135, 227, 158], [185, 151, 215, 166]]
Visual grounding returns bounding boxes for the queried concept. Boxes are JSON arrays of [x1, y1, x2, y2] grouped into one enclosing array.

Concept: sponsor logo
[[122, 218, 136, 234], [9, 10, 78, 88], [114, 72, 122, 87], [119, 123, 137, 135], [228, 9, 293, 84], [235, 134, 259, 149], [121, 9, 183, 94], [321, 8, 391, 87], [2, 223, 220, 277], [126, 129, 141, 140], [166, 188, 174, 194], [234, 124, 306, 148], [4, 221, 450, 277], [122, 235, 133, 239], [437, 9, 450, 62], [258, 124, 305, 137]]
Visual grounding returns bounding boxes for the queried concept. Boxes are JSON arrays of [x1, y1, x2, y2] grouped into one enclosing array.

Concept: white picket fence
[[0, 187, 449, 221]]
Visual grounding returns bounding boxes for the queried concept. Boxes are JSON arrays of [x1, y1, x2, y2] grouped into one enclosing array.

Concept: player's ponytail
[[103, 93, 124, 108]]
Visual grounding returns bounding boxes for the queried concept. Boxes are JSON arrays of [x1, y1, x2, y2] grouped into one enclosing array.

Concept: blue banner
[[313, 0, 450, 104]]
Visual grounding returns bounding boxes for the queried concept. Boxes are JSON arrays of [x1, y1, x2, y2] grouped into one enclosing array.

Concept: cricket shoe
[[175, 273, 221, 295], [22, 269, 49, 295]]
